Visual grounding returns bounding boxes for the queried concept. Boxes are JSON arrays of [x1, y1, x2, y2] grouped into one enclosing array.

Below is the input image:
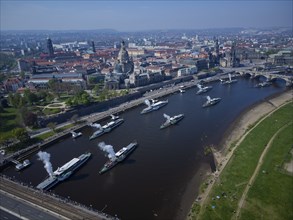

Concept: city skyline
[[1, 0, 292, 31]]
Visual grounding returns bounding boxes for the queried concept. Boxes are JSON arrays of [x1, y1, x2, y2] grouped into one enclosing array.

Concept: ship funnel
[[144, 99, 151, 107], [206, 96, 211, 102], [98, 142, 117, 161], [197, 84, 202, 90], [163, 113, 170, 122], [37, 151, 53, 177]]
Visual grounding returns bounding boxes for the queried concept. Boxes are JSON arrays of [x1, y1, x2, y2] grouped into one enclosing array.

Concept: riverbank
[[220, 89, 292, 156], [186, 89, 292, 220]]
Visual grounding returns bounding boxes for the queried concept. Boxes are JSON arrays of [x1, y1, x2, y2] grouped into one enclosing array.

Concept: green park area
[[194, 102, 293, 220], [240, 122, 293, 220], [0, 107, 19, 139]]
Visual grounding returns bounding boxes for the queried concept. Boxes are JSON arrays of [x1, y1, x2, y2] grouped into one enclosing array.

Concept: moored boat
[[37, 152, 91, 190], [36, 176, 58, 190], [196, 84, 212, 94], [15, 159, 31, 171], [220, 73, 237, 84], [99, 141, 138, 174], [160, 114, 184, 129], [89, 118, 124, 140], [141, 99, 168, 114], [202, 96, 221, 107], [71, 131, 82, 138]]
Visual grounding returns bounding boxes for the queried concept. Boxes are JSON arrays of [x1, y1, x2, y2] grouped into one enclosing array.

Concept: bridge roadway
[[0, 176, 114, 220]]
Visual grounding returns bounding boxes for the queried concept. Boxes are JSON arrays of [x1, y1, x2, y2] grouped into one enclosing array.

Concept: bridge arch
[[253, 74, 267, 80], [243, 72, 253, 77], [269, 77, 287, 84]]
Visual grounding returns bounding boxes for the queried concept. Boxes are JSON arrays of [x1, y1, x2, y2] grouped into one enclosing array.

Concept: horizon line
[[1, 26, 292, 33]]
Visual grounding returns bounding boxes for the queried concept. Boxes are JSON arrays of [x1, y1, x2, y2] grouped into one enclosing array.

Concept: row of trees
[[65, 91, 91, 106], [5, 89, 56, 128], [0, 127, 30, 149]]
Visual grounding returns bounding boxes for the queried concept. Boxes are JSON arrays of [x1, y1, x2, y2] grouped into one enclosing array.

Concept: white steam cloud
[[98, 142, 117, 161], [163, 113, 170, 122], [90, 123, 102, 129], [144, 99, 151, 107], [37, 151, 53, 177]]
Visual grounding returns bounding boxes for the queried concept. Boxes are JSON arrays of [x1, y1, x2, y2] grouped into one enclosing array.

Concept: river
[[2, 76, 287, 220]]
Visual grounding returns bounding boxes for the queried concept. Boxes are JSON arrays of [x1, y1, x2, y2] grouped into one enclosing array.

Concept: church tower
[[231, 42, 237, 67], [92, 41, 96, 53], [215, 39, 220, 64], [47, 37, 54, 57]]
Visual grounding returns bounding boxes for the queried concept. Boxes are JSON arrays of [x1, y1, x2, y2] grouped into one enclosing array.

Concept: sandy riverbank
[[182, 89, 292, 220], [220, 90, 292, 157]]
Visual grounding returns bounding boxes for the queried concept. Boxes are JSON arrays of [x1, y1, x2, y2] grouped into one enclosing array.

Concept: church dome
[[118, 41, 129, 63]]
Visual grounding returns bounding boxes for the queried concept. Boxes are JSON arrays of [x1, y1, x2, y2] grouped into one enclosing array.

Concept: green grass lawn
[[240, 123, 293, 220], [197, 102, 293, 220], [43, 108, 62, 115], [0, 107, 19, 138]]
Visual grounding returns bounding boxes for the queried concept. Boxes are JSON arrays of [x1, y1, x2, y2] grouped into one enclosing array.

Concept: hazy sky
[[1, 0, 292, 31]]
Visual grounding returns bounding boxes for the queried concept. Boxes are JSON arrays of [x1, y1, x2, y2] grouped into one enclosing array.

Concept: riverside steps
[[0, 175, 117, 220]]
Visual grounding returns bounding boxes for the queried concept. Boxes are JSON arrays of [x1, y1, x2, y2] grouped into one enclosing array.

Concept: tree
[[0, 98, 8, 113], [23, 111, 38, 127], [81, 92, 90, 105], [19, 71, 26, 80], [88, 76, 97, 85], [45, 92, 55, 103], [8, 92, 22, 108], [48, 78, 60, 94], [0, 53, 16, 71], [23, 89, 38, 105], [93, 84, 100, 95], [65, 91, 92, 106], [13, 128, 30, 143], [0, 98, 9, 108], [47, 122, 57, 132]]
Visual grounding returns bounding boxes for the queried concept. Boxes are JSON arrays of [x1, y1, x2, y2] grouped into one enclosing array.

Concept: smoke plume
[[144, 99, 151, 107], [98, 142, 117, 161], [37, 151, 53, 177], [197, 84, 202, 90], [90, 123, 102, 129], [163, 113, 170, 122]]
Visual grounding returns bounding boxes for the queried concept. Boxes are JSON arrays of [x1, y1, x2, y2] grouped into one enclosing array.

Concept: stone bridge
[[236, 70, 293, 87]]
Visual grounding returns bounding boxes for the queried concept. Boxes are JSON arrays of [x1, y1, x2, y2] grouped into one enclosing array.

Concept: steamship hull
[[99, 142, 138, 174], [36, 152, 91, 190], [141, 100, 168, 114], [160, 114, 184, 129]]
